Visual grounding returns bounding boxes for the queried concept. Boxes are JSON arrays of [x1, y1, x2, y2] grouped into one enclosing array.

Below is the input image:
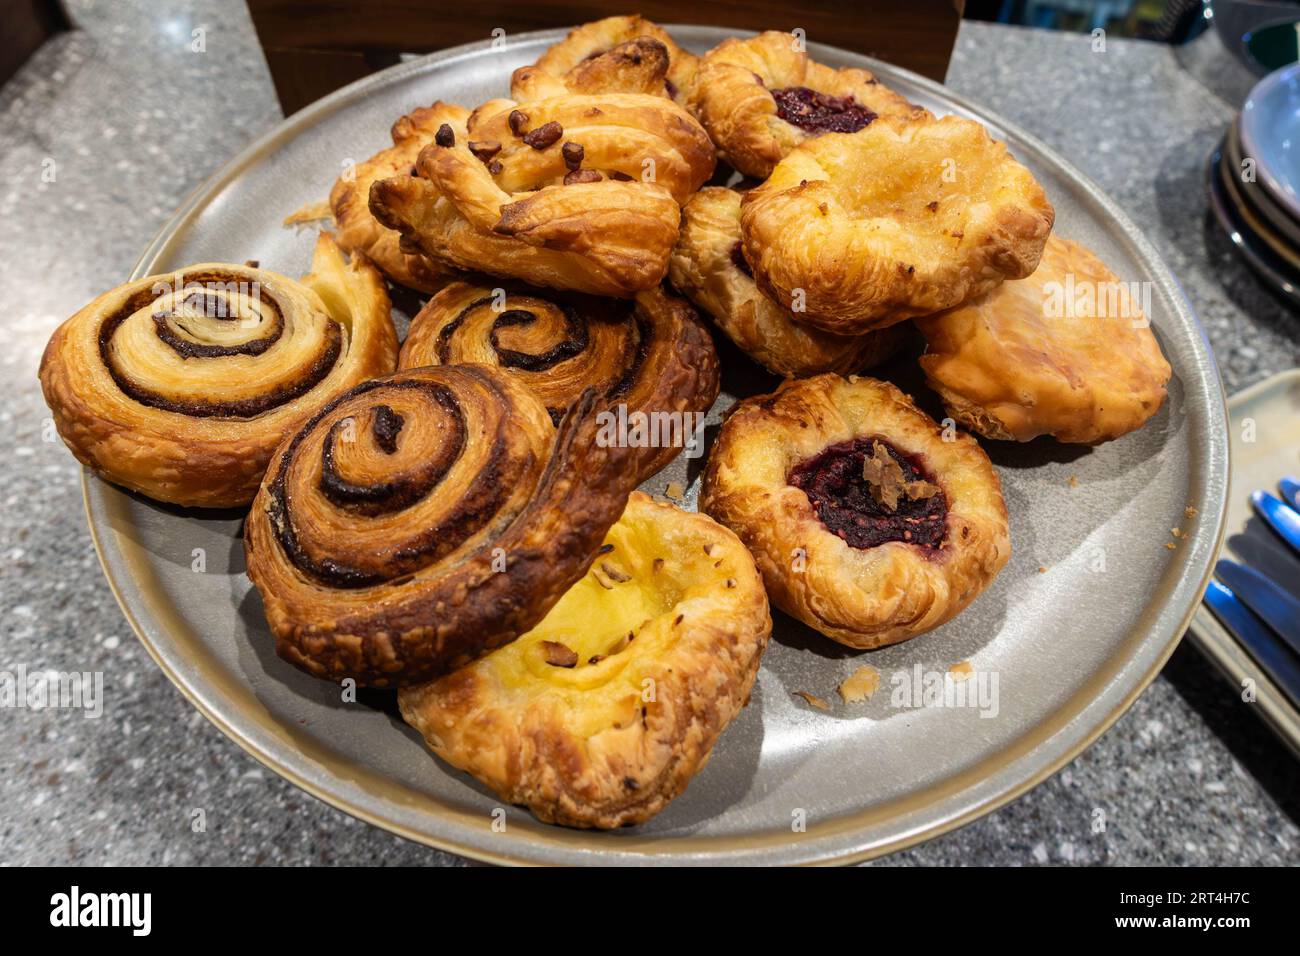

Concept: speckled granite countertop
[[1, 1, 1297, 866]]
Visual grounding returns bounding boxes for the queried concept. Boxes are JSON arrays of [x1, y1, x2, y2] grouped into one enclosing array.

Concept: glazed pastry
[[916, 235, 1172, 443], [39, 234, 397, 508], [522, 15, 698, 105], [326, 104, 459, 293], [398, 491, 771, 829], [369, 94, 715, 297], [399, 281, 719, 479], [512, 37, 677, 103], [670, 186, 910, 377], [244, 365, 643, 687], [687, 31, 923, 179], [739, 114, 1055, 333], [700, 374, 1010, 649]]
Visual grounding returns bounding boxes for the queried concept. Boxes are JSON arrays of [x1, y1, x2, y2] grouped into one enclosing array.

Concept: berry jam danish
[[701, 374, 1010, 649]]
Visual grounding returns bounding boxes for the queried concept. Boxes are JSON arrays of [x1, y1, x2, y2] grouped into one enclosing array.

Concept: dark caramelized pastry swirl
[[244, 364, 644, 687], [39, 234, 397, 507], [400, 281, 719, 479]]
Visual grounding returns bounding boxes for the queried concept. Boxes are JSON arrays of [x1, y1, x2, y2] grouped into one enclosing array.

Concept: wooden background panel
[[247, 0, 965, 114]]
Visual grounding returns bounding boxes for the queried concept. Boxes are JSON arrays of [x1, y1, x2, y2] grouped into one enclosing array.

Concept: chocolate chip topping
[[468, 140, 501, 161], [508, 109, 529, 136], [434, 124, 455, 147], [563, 168, 602, 185], [522, 121, 563, 150], [561, 141, 584, 170]]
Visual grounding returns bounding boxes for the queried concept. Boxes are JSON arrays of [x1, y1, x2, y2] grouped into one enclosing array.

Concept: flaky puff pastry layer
[[400, 282, 718, 481], [398, 491, 771, 829], [916, 235, 1172, 444], [244, 365, 644, 687], [370, 94, 714, 297], [524, 15, 698, 106], [670, 186, 910, 378], [687, 31, 924, 179], [700, 375, 1010, 649], [39, 234, 397, 508], [327, 104, 460, 293], [739, 114, 1054, 334], [513, 36, 677, 103]]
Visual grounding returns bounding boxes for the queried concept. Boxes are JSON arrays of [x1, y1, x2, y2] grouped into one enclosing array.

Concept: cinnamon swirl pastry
[[327, 104, 459, 293], [687, 31, 924, 179], [399, 281, 719, 479], [701, 374, 1010, 649], [670, 186, 909, 377], [368, 93, 715, 297], [739, 114, 1055, 333], [916, 235, 1172, 444], [522, 15, 698, 105], [244, 365, 643, 687], [39, 234, 397, 508], [398, 491, 771, 829]]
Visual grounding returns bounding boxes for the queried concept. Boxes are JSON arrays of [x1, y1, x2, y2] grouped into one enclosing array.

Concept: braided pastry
[[400, 281, 719, 479], [244, 365, 645, 687], [327, 104, 459, 293], [39, 234, 397, 508], [522, 15, 698, 105], [739, 114, 1055, 333], [399, 491, 771, 829], [670, 186, 910, 378], [688, 31, 924, 179], [512, 37, 676, 103], [369, 94, 715, 297], [916, 235, 1172, 443], [701, 374, 1010, 650]]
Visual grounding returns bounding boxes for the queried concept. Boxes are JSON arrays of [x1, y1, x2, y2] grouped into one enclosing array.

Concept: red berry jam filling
[[770, 86, 876, 134], [788, 436, 947, 550]]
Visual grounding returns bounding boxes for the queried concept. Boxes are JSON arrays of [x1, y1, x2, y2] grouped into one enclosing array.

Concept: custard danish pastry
[[739, 114, 1054, 333], [39, 234, 397, 508], [399, 491, 771, 829], [369, 93, 715, 296], [400, 282, 719, 479], [244, 365, 644, 687]]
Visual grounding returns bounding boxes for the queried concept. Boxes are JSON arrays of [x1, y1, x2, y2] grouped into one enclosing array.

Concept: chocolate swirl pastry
[[244, 364, 645, 687], [520, 15, 699, 105], [400, 281, 719, 480], [701, 374, 1010, 649], [368, 91, 715, 297], [39, 234, 397, 507], [687, 31, 925, 179]]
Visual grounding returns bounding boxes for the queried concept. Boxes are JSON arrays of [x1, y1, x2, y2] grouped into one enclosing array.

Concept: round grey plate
[[84, 27, 1229, 865]]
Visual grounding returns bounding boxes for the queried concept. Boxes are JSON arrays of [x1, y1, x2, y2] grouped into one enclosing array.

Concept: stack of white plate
[[1208, 62, 1300, 304]]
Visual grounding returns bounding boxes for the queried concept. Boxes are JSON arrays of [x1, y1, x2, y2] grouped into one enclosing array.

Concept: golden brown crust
[[916, 235, 1172, 444], [38, 234, 397, 508], [513, 36, 674, 102], [369, 94, 714, 297], [526, 15, 698, 106], [739, 114, 1055, 333], [398, 491, 771, 828], [244, 365, 645, 687], [687, 31, 925, 179], [700, 374, 1011, 649], [669, 186, 909, 377], [328, 104, 460, 294], [400, 281, 719, 480]]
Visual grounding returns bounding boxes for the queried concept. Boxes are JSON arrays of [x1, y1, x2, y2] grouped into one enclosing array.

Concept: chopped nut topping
[[838, 665, 880, 703], [487, 159, 503, 175], [434, 124, 455, 147], [861, 440, 938, 511], [508, 109, 529, 136], [542, 641, 578, 667], [794, 691, 829, 711], [468, 139, 501, 161], [523, 121, 563, 149]]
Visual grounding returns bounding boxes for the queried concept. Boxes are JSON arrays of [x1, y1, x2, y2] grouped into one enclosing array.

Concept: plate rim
[[83, 25, 1231, 866], [1241, 61, 1300, 222]]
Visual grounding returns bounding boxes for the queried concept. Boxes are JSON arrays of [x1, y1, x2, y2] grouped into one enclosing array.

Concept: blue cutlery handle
[[1280, 476, 1300, 511], [1204, 580, 1300, 713], [1252, 490, 1300, 557]]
